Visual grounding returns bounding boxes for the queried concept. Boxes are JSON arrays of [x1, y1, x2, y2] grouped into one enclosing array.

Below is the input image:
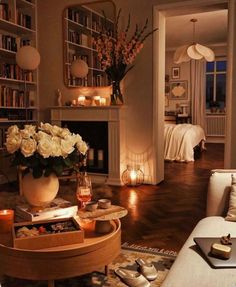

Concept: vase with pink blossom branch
[[93, 9, 157, 105]]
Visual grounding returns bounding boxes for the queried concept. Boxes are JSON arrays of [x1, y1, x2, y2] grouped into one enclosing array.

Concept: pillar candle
[[0, 209, 14, 233], [77, 96, 85, 106], [98, 149, 104, 169], [88, 148, 94, 166], [100, 98, 106, 106], [130, 170, 137, 186], [94, 96, 101, 106]]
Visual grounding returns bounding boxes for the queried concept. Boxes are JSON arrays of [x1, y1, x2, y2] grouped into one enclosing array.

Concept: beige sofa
[[162, 169, 236, 287]]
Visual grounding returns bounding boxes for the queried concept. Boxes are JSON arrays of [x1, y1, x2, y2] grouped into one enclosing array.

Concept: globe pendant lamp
[[173, 19, 215, 64], [70, 59, 89, 79], [16, 45, 40, 123]]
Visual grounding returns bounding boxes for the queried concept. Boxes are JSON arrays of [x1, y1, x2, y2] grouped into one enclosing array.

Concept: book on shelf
[[16, 198, 78, 222]]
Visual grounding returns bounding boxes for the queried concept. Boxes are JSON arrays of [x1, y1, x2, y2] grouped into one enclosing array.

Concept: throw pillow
[[225, 174, 236, 221]]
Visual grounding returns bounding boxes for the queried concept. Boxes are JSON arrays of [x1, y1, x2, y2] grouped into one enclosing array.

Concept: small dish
[[85, 201, 98, 211], [98, 199, 111, 209]]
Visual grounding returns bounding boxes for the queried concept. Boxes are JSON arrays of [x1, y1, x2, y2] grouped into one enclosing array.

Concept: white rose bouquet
[[5, 123, 88, 178]]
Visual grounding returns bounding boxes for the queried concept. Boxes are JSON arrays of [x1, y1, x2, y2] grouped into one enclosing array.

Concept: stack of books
[[16, 198, 78, 222]]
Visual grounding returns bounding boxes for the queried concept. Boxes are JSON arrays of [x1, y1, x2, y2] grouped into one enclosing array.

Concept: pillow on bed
[[225, 174, 236, 221]]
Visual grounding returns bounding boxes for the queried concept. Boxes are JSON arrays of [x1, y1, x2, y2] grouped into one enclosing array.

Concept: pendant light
[[174, 19, 215, 64]]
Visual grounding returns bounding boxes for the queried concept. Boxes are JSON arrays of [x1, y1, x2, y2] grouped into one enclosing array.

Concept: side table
[[0, 219, 121, 287]]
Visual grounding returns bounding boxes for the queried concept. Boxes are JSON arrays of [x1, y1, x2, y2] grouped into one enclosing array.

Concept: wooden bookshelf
[[63, 2, 115, 88], [0, 0, 38, 127]]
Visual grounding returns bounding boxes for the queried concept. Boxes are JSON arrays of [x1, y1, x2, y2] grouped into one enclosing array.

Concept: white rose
[[40, 123, 54, 135], [50, 125, 62, 137], [51, 137, 62, 157], [20, 125, 36, 139], [59, 127, 71, 138], [5, 134, 22, 153], [37, 137, 53, 158], [7, 125, 19, 136], [73, 134, 82, 145], [76, 140, 88, 155], [61, 139, 74, 158], [20, 138, 37, 157], [36, 131, 50, 141]]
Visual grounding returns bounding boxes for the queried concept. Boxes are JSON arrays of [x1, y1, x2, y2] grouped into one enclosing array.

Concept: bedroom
[[164, 9, 227, 163]]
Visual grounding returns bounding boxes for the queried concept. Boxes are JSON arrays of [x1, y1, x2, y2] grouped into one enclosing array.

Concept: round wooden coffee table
[[0, 219, 121, 287]]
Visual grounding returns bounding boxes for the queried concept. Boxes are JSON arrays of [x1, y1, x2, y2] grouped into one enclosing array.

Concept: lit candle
[[94, 96, 101, 106], [77, 96, 86, 106], [0, 209, 14, 233], [130, 170, 137, 186], [100, 98, 106, 106], [72, 99, 77, 106]]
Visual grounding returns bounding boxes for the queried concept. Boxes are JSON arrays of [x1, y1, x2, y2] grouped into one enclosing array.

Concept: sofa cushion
[[162, 216, 236, 287], [206, 170, 236, 217], [225, 175, 236, 221]]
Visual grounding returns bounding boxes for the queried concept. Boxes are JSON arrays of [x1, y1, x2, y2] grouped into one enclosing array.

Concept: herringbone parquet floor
[[109, 143, 224, 252]]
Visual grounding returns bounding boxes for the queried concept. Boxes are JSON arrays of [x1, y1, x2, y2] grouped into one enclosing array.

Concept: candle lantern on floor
[[122, 165, 144, 187]]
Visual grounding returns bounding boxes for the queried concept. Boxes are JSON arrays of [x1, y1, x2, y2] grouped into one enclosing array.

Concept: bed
[[164, 123, 206, 162]]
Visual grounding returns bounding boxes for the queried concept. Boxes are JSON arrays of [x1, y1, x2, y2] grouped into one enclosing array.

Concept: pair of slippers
[[115, 258, 158, 287]]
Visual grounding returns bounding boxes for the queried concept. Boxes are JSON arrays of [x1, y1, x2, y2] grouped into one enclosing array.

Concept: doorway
[[153, 0, 234, 184]]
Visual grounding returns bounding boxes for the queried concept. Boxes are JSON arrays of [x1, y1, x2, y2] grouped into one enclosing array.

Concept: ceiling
[[166, 10, 228, 50]]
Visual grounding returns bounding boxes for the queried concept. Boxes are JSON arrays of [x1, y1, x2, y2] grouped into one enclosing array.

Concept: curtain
[[190, 60, 206, 129]]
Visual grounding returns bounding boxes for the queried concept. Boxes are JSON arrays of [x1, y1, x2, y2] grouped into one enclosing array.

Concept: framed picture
[[171, 67, 180, 79], [169, 81, 188, 100]]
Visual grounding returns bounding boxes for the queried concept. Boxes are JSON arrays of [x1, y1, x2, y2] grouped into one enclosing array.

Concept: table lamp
[[16, 45, 40, 122]]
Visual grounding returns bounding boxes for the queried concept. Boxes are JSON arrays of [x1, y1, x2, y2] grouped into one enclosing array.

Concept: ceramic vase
[[22, 173, 59, 208]]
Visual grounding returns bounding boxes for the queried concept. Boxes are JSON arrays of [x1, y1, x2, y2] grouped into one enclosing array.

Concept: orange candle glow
[[0, 209, 14, 233]]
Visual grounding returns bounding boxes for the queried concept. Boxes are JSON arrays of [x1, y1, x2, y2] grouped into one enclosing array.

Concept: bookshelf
[[63, 2, 115, 88], [0, 0, 38, 149]]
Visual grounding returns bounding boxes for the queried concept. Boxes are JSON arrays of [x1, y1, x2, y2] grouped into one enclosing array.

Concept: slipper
[[136, 258, 158, 281], [115, 268, 150, 287]]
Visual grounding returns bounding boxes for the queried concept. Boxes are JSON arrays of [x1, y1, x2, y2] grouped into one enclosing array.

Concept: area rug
[[1, 243, 177, 287]]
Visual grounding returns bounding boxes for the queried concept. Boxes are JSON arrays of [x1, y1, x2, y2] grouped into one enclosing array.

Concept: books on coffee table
[[16, 198, 78, 222]]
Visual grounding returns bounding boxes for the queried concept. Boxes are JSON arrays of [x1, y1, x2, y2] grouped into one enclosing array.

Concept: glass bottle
[[76, 160, 92, 209]]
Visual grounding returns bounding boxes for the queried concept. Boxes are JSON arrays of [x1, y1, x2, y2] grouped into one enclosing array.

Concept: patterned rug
[[1, 243, 177, 287]]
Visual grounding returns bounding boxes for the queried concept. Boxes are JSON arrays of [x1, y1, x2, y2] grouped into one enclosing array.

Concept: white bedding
[[164, 124, 206, 162]]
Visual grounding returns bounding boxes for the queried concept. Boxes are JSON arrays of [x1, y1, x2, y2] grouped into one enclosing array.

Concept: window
[[206, 60, 227, 110]]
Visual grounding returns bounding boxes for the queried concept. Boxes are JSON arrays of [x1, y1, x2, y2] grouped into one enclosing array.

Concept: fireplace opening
[[62, 121, 108, 174]]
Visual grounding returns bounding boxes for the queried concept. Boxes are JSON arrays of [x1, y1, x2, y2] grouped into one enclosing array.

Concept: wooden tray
[[13, 217, 84, 250]]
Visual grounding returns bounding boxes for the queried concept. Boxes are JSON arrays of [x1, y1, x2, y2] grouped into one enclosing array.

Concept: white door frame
[[153, 0, 235, 184]]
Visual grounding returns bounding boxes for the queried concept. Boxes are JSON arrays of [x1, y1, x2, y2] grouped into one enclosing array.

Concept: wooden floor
[[108, 143, 224, 252]]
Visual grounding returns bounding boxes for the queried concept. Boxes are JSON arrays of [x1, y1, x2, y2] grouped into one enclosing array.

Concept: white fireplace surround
[[50, 106, 126, 186]]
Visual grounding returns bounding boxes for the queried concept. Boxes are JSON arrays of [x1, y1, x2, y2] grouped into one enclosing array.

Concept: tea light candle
[[77, 96, 85, 106], [100, 97, 106, 106], [0, 209, 14, 233]]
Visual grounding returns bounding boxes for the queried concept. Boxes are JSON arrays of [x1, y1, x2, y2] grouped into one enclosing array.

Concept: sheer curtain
[[190, 60, 206, 129]]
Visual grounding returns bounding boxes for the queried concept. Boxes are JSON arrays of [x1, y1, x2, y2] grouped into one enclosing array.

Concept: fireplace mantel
[[50, 106, 127, 186]]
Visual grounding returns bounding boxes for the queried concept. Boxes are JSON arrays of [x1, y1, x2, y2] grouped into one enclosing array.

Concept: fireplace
[[62, 121, 108, 174], [50, 106, 126, 185]]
